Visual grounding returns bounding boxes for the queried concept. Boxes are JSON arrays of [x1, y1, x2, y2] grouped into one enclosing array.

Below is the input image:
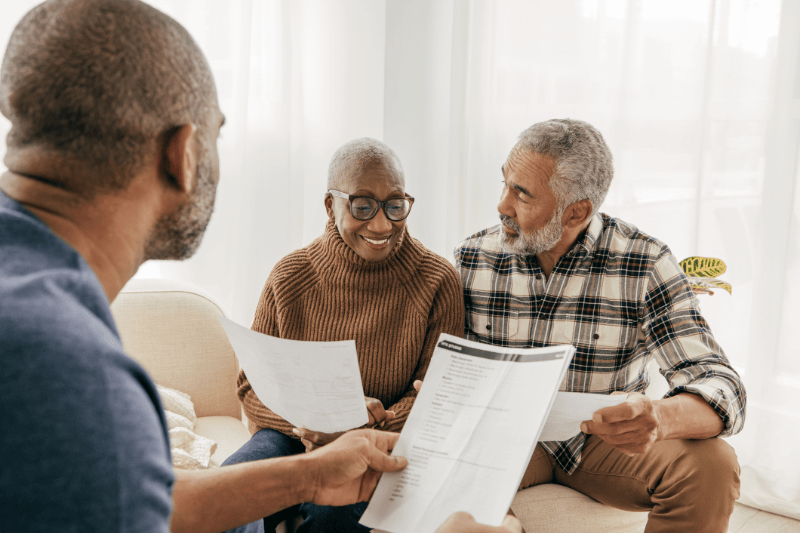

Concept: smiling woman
[[222, 137, 465, 533], [324, 139, 412, 262]]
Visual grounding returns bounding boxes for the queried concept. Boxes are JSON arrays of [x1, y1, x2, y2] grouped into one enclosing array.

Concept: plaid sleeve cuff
[[663, 372, 746, 437]]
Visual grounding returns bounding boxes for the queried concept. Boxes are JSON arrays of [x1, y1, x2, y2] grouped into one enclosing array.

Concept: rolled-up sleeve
[[642, 248, 746, 437]]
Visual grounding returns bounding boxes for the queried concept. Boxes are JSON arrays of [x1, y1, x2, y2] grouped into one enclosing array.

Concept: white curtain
[[1, 0, 798, 520]]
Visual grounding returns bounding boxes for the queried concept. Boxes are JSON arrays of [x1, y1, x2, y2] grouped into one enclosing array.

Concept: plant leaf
[[680, 256, 727, 278], [687, 277, 732, 295], [706, 280, 732, 295]]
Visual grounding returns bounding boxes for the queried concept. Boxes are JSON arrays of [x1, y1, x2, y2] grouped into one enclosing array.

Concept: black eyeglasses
[[328, 190, 415, 221]]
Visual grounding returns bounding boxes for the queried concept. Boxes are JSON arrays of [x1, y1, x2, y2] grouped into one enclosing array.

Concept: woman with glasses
[[222, 138, 465, 533]]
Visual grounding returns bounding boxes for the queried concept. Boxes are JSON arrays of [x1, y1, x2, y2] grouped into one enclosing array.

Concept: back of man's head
[[0, 0, 215, 198]]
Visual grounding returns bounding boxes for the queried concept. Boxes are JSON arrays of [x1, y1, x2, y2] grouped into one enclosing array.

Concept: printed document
[[218, 317, 368, 433], [360, 334, 575, 533], [539, 392, 628, 442]]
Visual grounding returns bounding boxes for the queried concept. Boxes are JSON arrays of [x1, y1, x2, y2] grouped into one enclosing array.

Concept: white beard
[[499, 204, 565, 255]]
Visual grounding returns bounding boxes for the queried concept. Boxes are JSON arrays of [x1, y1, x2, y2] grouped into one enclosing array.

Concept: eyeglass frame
[[327, 189, 415, 221]]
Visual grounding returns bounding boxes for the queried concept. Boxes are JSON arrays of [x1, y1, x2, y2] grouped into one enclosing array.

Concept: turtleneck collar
[[312, 218, 424, 284]]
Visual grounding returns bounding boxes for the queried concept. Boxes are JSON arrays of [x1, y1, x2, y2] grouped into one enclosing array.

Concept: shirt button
[[593, 333, 600, 339], [486, 324, 491, 330]]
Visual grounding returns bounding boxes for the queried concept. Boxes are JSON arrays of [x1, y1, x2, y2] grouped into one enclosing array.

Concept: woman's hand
[[293, 396, 396, 452], [293, 428, 345, 452], [365, 396, 395, 428]]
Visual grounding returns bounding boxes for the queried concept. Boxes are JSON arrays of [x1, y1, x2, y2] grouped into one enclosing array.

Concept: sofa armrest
[[111, 278, 242, 420]]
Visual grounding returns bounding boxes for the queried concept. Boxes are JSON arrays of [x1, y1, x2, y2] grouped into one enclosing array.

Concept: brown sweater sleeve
[[381, 261, 465, 433], [236, 275, 297, 437]]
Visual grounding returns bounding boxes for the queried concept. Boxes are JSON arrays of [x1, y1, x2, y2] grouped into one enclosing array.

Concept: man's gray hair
[[515, 119, 613, 215], [327, 137, 404, 190]]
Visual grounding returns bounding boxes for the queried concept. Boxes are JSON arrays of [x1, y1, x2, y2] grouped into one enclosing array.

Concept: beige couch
[[110, 278, 652, 532]]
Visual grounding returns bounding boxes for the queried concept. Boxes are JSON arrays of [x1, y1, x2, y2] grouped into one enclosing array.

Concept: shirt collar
[[567, 213, 603, 258]]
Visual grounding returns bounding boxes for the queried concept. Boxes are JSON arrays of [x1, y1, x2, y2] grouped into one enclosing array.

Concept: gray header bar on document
[[436, 339, 566, 362]]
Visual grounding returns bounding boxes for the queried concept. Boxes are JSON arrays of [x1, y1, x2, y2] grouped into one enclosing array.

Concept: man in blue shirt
[[0, 1, 475, 532], [0, 1, 523, 532], [0, 0, 413, 531]]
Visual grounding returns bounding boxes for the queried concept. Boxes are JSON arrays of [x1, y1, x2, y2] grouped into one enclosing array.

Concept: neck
[[0, 171, 158, 302], [535, 222, 590, 278]]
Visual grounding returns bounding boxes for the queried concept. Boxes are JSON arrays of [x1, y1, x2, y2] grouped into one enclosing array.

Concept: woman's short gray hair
[[515, 119, 613, 216], [327, 137, 404, 190]]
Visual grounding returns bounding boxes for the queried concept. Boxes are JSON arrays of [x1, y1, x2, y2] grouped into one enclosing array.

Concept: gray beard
[[499, 205, 565, 255]]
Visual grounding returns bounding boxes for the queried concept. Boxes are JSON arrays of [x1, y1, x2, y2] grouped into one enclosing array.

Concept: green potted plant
[[679, 257, 731, 296]]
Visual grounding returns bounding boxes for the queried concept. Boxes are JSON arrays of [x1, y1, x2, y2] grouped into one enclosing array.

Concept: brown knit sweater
[[237, 219, 464, 437]]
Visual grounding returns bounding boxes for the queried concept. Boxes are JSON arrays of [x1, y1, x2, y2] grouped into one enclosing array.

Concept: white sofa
[[110, 278, 652, 532]]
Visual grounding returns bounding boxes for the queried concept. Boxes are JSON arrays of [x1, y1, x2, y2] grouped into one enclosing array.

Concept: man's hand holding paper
[[540, 388, 662, 458], [304, 430, 407, 507], [537, 391, 628, 442], [580, 392, 659, 456], [581, 391, 724, 457]]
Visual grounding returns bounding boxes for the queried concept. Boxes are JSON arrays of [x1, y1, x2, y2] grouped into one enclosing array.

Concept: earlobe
[[324, 194, 334, 219], [163, 124, 198, 193]]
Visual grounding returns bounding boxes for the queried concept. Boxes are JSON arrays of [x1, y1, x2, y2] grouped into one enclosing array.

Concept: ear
[[163, 124, 198, 193], [563, 199, 593, 229], [324, 193, 334, 219]]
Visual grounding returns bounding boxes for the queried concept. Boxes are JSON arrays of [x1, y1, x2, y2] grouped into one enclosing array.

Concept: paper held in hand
[[218, 316, 369, 433], [360, 333, 576, 533], [539, 391, 627, 442]]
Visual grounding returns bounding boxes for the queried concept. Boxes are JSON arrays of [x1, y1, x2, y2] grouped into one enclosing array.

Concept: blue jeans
[[221, 428, 372, 533]]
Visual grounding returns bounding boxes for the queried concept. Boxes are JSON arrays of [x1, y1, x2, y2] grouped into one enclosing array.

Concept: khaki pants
[[519, 436, 741, 533]]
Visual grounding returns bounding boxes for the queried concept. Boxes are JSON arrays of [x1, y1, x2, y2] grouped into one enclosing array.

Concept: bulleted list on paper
[[360, 334, 575, 533], [218, 316, 368, 433]]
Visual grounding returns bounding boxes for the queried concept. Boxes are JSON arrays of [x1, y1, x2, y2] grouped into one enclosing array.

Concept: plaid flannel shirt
[[454, 213, 746, 474]]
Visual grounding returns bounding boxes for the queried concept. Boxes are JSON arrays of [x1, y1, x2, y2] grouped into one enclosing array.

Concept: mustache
[[499, 214, 521, 231]]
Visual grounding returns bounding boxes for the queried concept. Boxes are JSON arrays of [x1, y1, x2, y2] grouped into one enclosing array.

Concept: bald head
[[0, 0, 216, 197]]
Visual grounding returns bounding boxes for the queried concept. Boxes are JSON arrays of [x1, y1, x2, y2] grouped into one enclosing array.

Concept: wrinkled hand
[[306, 429, 406, 506], [293, 428, 345, 452], [436, 512, 523, 533], [580, 392, 660, 456], [366, 396, 395, 428]]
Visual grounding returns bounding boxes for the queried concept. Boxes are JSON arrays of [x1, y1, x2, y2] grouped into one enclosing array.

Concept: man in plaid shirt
[[454, 119, 745, 532]]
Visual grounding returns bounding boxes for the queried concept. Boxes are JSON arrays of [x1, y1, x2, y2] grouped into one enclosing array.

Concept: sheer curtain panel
[[0, 0, 798, 520]]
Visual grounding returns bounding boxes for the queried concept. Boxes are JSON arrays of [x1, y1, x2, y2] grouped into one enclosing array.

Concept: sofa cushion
[[511, 483, 649, 532], [194, 416, 253, 467]]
